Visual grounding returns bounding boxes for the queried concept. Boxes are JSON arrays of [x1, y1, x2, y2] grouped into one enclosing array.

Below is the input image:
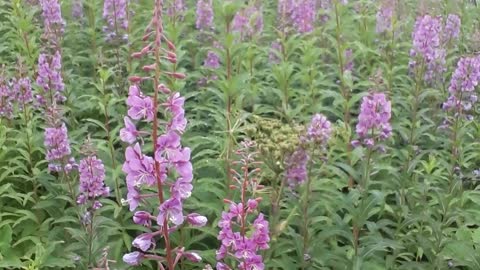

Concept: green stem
[[301, 148, 319, 269], [101, 78, 121, 205]]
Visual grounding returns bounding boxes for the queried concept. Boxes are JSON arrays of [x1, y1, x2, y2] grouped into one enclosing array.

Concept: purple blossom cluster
[[306, 113, 332, 145], [409, 15, 445, 83], [443, 56, 480, 118], [77, 154, 109, 209], [36, 52, 65, 105], [204, 51, 220, 69], [44, 121, 76, 172], [232, 6, 264, 39], [196, 0, 214, 30], [352, 92, 392, 148], [122, 2, 205, 267], [13, 77, 33, 107], [167, 0, 187, 19], [38, 0, 75, 174], [376, 0, 395, 33], [278, 0, 348, 33], [409, 14, 462, 83], [103, 0, 129, 42], [291, 0, 316, 33], [0, 77, 14, 119], [216, 141, 269, 270], [0, 76, 34, 119], [443, 14, 461, 44], [285, 147, 309, 188], [39, 0, 65, 39], [285, 113, 332, 188], [277, 0, 295, 28]]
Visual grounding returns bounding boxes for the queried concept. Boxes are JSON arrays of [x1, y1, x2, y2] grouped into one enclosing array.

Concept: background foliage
[[1, 0, 480, 269]]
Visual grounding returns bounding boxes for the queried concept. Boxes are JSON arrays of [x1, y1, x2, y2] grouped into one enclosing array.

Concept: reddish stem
[[151, 1, 173, 269]]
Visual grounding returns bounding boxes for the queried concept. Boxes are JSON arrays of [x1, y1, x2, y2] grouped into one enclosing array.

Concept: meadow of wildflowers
[[1, 0, 480, 269]]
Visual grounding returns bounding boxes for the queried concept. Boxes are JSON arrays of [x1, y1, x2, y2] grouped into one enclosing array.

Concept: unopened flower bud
[[166, 39, 176, 51], [142, 64, 156, 72], [131, 52, 143, 59], [158, 84, 171, 94], [165, 72, 186, 79], [129, 76, 142, 83], [183, 252, 202, 262]]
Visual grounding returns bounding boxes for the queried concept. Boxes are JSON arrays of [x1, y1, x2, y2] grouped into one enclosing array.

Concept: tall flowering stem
[[216, 141, 269, 270], [37, 0, 77, 186], [77, 138, 110, 266], [298, 114, 332, 268], [103, 0, 129, 95], [332, 1, 354, 188], [351, 92, 392, 256], [442, 56, 480, 190], [103, 0, 128, 42], [122, 1, 205, 268], [100, 0, 131, 204], [219, 6, 234, 197], [376, 0, 396, 96]]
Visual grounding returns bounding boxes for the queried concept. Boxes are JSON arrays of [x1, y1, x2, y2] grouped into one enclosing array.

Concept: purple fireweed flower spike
[[352, 92, 392, 148], [376, 0, 395, 33], [443, 14, 461, 44], [77, 141, 109, 208], [285, 147, 309, 188], [39, 0, 65, 41], [216, 141, 269, 270], [167, 0, 187, 19], [443, 55, 480, 118], [232, 5, 264, 39], [36, 52, 66, 105], [409, 15, 445, 83], [291, 0, 316, 33], [13, 77, 33, 107], [123, 1, 205, 268], [103, 0, 129, 42], [0, 76, 14, 119], [196, 0, 214, 30], [278, 0, 295, 29], [306, 113, 332, 145], [44, 121, 74, 173], [204, 51, 220, 69]]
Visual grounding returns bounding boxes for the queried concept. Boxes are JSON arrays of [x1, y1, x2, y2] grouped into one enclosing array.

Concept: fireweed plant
[[3, 0, 480, 269], [121, 0, 206, 268], [216, 141, 270, 270]]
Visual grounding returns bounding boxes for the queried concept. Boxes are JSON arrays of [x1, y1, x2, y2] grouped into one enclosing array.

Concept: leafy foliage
[[0, 0, 480, 269]]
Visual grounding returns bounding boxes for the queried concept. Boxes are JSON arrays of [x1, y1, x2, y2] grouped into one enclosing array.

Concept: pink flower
[[133, 211, 152, 226], [127, 95, 155, 122], [164, 92, 185, 116], [132, 233, 153, 252], [186, 213, 208, 227], [123, 251, 144, 265], [123, 143, 157, 187], [157, 198, 184, 226], [120, 116, 139, 143], [171, 177, 193, 199]]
